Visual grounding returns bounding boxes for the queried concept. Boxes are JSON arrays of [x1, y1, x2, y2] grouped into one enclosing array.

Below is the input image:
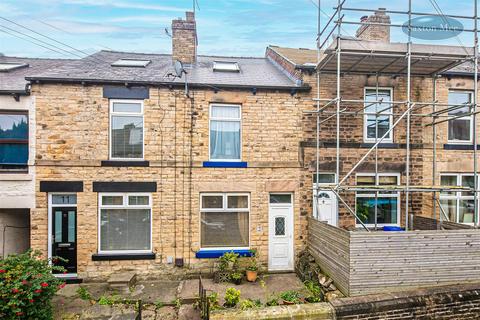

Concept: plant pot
[[232, 277, 242, 285], [246, 270, 258, 282]]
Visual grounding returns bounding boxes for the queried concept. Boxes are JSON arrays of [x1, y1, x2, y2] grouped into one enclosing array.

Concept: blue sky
[[0, 0, 477, 59]]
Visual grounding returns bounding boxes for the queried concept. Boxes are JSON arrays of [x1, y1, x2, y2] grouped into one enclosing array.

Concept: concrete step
[[107, 272, 137, 292]]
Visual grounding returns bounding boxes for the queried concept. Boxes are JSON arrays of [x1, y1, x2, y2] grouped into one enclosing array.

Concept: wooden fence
[[308, 217, 480, 296]]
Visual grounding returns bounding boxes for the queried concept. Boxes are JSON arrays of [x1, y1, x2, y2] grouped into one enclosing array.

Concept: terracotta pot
[[246, 270, 258, 282], [282, 300, 295, 305]]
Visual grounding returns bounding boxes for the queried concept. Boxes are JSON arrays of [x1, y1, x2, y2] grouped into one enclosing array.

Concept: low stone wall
[[210, 282, 480, 320]]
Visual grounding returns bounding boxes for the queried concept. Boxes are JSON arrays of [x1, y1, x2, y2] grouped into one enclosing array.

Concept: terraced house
[[25, 12, 312, 280]]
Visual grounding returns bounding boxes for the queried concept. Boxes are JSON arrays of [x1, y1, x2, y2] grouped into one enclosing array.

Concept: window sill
[[101, 160, 150, 167], [360, 143, 398, 149], [203, 161, 247, 168], [443, 144, 479, 150], [195, 249, 252, 259], [0, 173, 32, 181], [91, 253, 155, 261]]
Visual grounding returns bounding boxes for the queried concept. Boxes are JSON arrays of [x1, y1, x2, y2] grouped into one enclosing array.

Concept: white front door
[[268, 194, 294, 271], [316, 190, 337, 226]]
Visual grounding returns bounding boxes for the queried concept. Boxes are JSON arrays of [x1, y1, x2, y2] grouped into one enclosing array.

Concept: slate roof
[[0, 56, 70, 94], [26, 50, 309, 90]]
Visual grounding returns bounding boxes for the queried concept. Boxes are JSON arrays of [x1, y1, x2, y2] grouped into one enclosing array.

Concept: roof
[[317, 38, 473, 76], [0, 56, 70, 94], [26, 50, 309, 91], [268, 46, 317, 67]]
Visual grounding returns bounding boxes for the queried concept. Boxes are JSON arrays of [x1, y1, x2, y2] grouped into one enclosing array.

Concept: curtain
[[210, 121, 240, 160]]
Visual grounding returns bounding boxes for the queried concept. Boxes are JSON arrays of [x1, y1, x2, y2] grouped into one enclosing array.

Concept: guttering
[[25, 77, 311, 92]]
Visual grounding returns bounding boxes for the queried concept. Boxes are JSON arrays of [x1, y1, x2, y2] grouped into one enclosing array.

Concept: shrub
[[239, 298, 261, 310], [223, 287, 241, 308], [207, 292, 220, 310], [76, 286, 92, 301], [0, 250, 66, 320], [304, 280, 323, 303], [279, 290, 302, 304]]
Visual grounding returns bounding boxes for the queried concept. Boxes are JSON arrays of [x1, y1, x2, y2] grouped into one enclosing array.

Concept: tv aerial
[[169, 60, 189, 97]]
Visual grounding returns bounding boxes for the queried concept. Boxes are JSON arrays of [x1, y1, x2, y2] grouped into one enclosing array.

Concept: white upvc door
[[268, 194, 294, 271], [315, 190, 338, 226]]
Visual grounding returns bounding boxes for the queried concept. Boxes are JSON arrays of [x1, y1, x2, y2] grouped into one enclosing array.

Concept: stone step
[[107, 272, 137, 292]]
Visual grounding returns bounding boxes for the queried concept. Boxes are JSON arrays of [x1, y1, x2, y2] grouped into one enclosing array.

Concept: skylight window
[[0, 63, 29, 72], [213, 61, 240, 72], [111, 59, 151, 67]]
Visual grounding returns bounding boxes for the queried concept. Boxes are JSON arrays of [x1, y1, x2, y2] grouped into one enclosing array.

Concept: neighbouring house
[[267, 8, 480, 230], [25, 12, 311, 280], [0, 56, 67, 258]]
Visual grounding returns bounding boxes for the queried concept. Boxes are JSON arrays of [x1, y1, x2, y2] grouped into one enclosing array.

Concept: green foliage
[[230, 272, 242, 283], [207, 292, 220, 310], [98, 294, 118, 306], [224, 287, 241, 308], [265, 295, 279, 306], [173, 298, 181, 308], [154, 300, 164, 309], [76, 286, 92, 301], [239, 298, 262, 310], [279, 290, 302, 304], [0, 250, 66, 320], [304, 280, 323, 303], [245, 249, 258, 271], [218, 251, 239, 271]]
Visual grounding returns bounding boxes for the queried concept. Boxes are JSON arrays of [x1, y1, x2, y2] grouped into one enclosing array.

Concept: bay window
[[364, 88, 393, 143], [110, 100, 143, 160], [440, 174, 476, 224], [98, 193, 152, 253], [209, 104, 241, 161], [200, 193, 249, 248], [448, 91, 473, 143], [0, 110, 28, 169], [355, 173, 400, 226]]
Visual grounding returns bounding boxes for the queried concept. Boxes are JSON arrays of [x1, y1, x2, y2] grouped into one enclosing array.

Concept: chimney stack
[[356, 8, 390, 42], [172, 11, 197, 64]]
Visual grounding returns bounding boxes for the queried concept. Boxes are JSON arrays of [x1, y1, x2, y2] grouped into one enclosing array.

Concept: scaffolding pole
[[474, 0, 479, 227], [405, 0, 412, 231]]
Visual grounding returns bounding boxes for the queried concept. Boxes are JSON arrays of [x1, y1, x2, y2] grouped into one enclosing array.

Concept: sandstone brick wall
[[31, 83, 307, 279], [172, 11, 197, 64]]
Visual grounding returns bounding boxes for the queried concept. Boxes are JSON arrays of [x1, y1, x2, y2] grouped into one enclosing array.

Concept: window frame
[[98, 192, 152, 254], [208, 104, 242, 162], [355, 173, 401, 227], [0, 109, 29, 168], [439, 173, 478, 224], [199, 192, 250, 250], [109, 99, 145, 161], [363, 87, 394, 143], [447, 90, 473, 144]]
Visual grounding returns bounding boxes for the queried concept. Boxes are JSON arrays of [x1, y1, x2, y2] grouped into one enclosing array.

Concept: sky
[[0, 0, 478, 59]]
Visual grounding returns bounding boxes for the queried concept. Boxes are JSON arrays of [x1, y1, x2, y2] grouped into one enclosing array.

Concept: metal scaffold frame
[[312, 0, 480, 232]]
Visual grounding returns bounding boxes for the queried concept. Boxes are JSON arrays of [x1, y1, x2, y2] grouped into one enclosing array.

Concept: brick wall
[[31, 83, 307, 279], [172, 11, 197, 64]]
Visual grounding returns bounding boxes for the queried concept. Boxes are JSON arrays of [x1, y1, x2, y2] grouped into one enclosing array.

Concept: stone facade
[[31, 83, 310, 279]]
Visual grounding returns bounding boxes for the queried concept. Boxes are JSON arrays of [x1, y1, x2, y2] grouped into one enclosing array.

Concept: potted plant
[[279, 290, 302, 305], [230, 272, 243, 285], [245, 249, 258, 282]]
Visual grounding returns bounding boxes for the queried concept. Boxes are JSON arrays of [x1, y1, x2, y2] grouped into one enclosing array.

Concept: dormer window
[[0, 63, 28, 72], [213, 61, 240, 72], [111, 59, 151, 67]]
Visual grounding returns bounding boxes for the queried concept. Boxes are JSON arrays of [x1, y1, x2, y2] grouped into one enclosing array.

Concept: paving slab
[[179, 273, 306, 305], [178, 305, 201, 320]]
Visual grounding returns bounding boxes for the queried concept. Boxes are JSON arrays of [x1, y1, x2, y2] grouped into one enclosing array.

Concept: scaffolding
[[312, 0, 479, 231]]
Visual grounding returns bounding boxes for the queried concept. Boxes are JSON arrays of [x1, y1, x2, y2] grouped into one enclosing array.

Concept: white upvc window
[[209, 104, 241, 161], [364, 88, 393, 143], [98, 193, 152, 254], [109, 99, 144, 160], [355, 173, 400, 227], [447, 91, 473, 144], [200, 193, 250, 249], [439, 173, 477, 224]]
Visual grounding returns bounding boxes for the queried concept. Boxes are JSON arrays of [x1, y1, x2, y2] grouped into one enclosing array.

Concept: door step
[[107, 272, 137, 292]]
